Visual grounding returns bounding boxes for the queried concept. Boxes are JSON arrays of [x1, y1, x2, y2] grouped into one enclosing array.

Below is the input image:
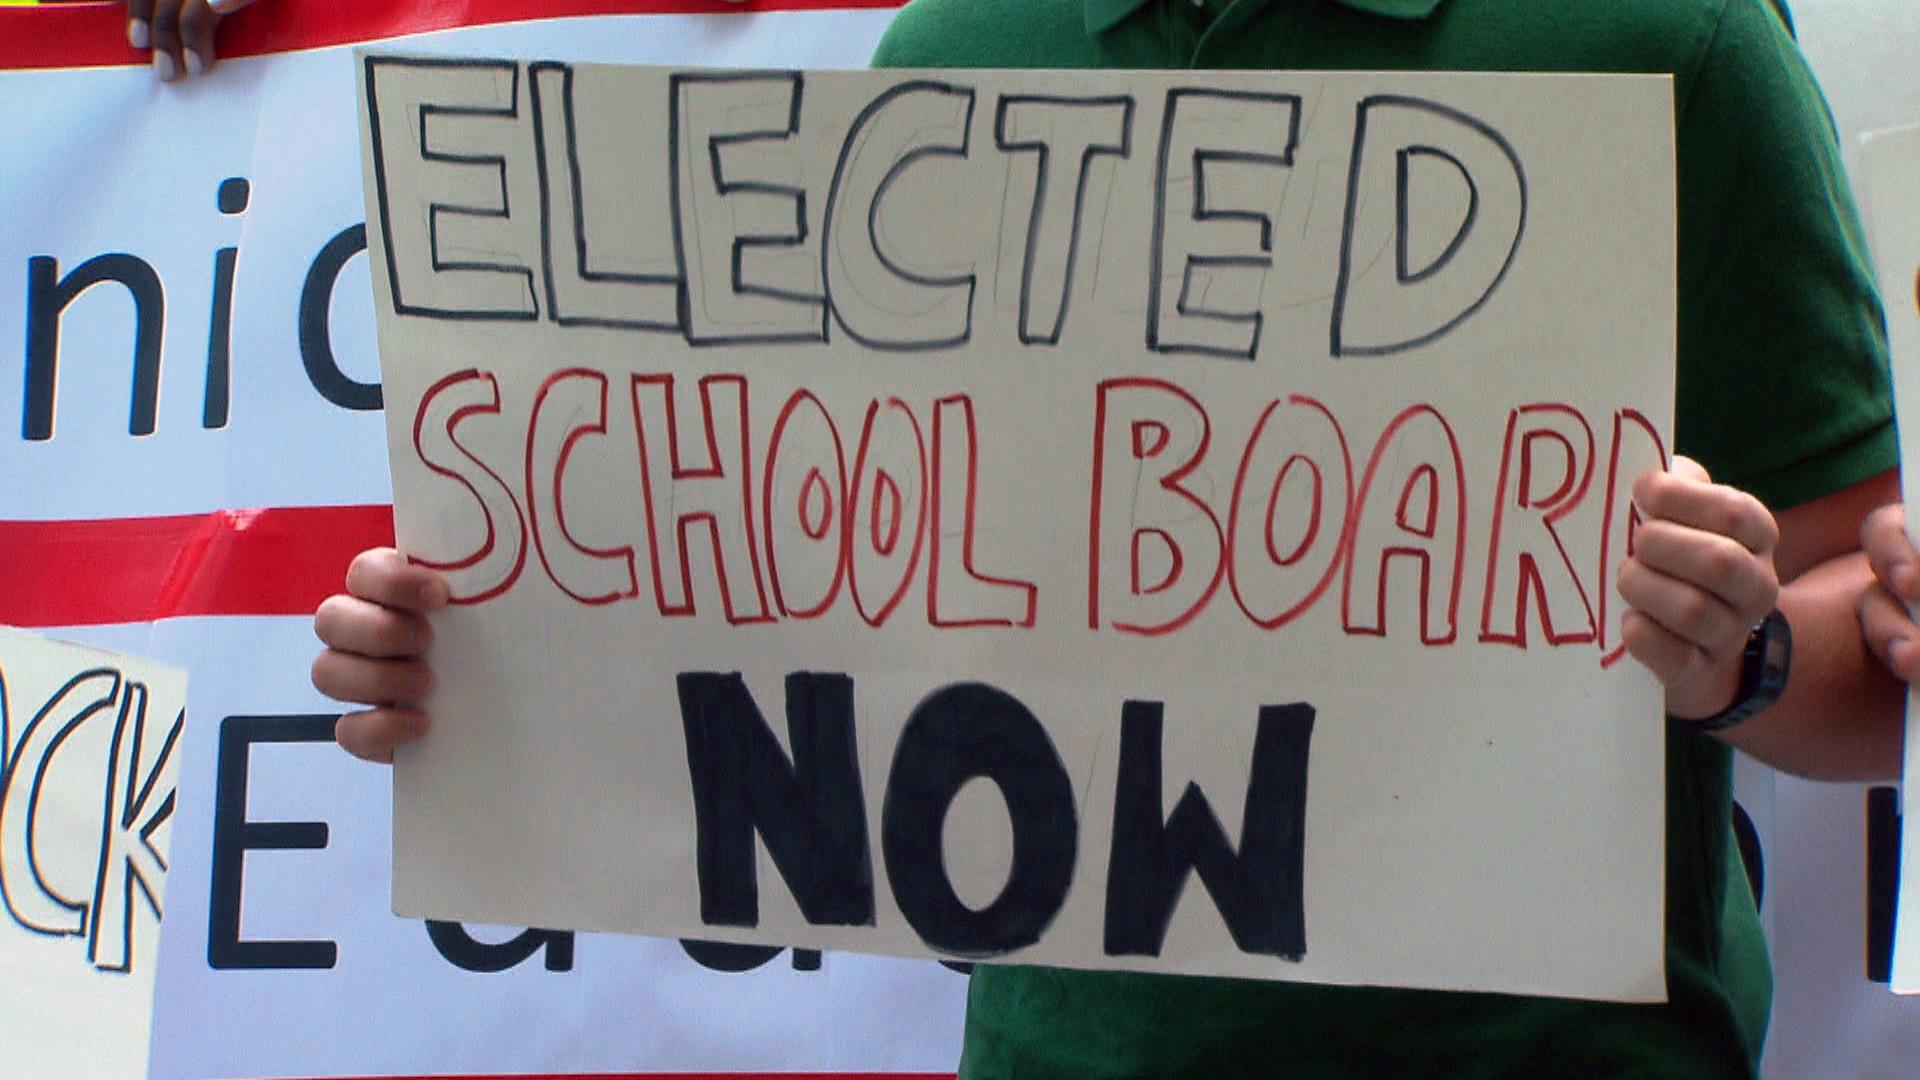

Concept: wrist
[[1669, 610, 1791, 733]]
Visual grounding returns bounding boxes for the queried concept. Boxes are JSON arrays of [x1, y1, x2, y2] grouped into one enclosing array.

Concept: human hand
[[1618, 456, 1782, 721], [125, 0, 262, 82], [1857, 502, 1920, 684], [312, 547, 449, 763]]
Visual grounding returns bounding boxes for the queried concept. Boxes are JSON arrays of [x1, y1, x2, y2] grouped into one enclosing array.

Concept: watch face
[[1754, 610, 1791, 702]]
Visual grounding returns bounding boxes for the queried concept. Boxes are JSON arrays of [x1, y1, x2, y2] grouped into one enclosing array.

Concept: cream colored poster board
[[0, 626, 184, 1078], [1862, 121, 1920, 995], [359, 60, 1675, 1002]]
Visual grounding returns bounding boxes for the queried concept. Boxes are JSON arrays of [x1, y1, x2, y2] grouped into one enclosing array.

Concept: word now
[[678, 673, 1314, 961], [416, 371, 1660, 655]]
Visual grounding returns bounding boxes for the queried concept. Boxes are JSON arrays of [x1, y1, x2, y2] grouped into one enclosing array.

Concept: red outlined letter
[[929, 395, 1037, 628], [847, 398, 929, 627], [410, 369, 525, 604], [1597, 409, 1667, 667], [1341, 404, 1466, 644], [763, 389, 849, 619], [1088, 379, 1224, 635], [526, 368, 639, 606], [1227, 394, 1354, 629], [1477, 404, 1598, 647], [629, 373, 773, 623]]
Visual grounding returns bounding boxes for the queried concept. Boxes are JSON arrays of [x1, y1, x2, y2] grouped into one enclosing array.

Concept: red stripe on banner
[[0, 0, 905, 72], [0, 505, 395, 627]]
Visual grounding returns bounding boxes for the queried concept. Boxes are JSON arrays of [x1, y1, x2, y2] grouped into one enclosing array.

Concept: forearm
[[1716, 550, 1906, 781]]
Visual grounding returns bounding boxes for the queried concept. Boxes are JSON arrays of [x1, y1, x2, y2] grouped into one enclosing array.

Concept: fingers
[[1617, 557, 1751, 664], [1620, 609, 1723, 692], [345, 547, 452, 614], [1623, 459, 1780, 654], [315, 548, 449, 763], [177, 0, 218, 77], [1633, 456, 1779, 557], [311, 648, 432, 707], [336, 708, 430, 765], [1627, 519, 1779, 625], [1622, 458, 1782, 718], [1862, 503, 1920, 602], [126, 0, 155, 49], [1859, 584, 1920, 684], [148, 0, 184, 82], [132, 0, 250, 81], [314, 594, 433, 659]]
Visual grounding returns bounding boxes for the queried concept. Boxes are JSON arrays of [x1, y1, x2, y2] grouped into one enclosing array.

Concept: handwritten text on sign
[[359, 60, 1675, 1002]]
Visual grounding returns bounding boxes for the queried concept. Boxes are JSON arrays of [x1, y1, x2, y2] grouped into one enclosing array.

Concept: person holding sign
[[311, 0, 1905, 1077]]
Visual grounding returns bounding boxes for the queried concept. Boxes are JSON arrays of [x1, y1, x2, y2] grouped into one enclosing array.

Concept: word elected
[[415, 371, 1662, 656], [364, 61, 1525, 362]]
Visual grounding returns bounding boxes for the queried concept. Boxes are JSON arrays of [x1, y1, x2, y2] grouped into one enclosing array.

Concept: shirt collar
[[1085, 0, 1447, 36]]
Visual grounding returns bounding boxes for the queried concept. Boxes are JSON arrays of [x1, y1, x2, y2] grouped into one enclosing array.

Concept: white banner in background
[[2, 10, 983, 1080]]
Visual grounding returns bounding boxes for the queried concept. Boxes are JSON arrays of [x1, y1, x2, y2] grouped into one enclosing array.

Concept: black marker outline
[[529, 61, 681, 332], [1147, 89, 1301, 362], [87, 683, 177, 973], [669, 69, 828, 347], [1, 668, 122, 937], [1395, 144, 1479, 285], [1331, 94, 1528, 357], [821, 80, 978, 353], [364, 56, 538, 322], [993, 93, 1135, 346]]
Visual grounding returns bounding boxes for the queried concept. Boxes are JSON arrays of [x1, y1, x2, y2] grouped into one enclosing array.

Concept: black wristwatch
[[1678, 609, 1792, 733]]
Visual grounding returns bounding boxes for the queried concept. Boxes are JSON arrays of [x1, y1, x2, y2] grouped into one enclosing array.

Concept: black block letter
[[1104, 700, 1314, 960], [882, 682, 1075, 958], [676, 671, 873, 928]]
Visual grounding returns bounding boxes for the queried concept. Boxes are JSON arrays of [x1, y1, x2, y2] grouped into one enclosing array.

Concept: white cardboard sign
[[360, 60, 1675, 1003], [0, 626, 184, 1079], [1861, 121, 1920, 996]]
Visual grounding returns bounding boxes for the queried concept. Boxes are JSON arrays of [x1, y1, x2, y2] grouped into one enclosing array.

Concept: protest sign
[[363, 60, 1675, 1002], [0, 626, 184, 1079], [1860, 121, 1920, 996]]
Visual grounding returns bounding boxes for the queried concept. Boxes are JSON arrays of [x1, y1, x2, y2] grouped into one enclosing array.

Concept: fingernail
[[1891, 562, 1916, 593], [128, 19, 150, 49], [184, 50, 206, 77], [209, 0, 242, 11], [153, 51, 177, 82], [411, 667, 434, 697]]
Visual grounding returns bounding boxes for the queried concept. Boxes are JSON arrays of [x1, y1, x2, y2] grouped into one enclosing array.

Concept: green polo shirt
[[873, 0, 1895, 1076]]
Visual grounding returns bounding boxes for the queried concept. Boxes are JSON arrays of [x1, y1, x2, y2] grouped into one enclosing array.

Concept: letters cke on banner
[[362, 58, 1675, 993], [0, 643, 179, 976]]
